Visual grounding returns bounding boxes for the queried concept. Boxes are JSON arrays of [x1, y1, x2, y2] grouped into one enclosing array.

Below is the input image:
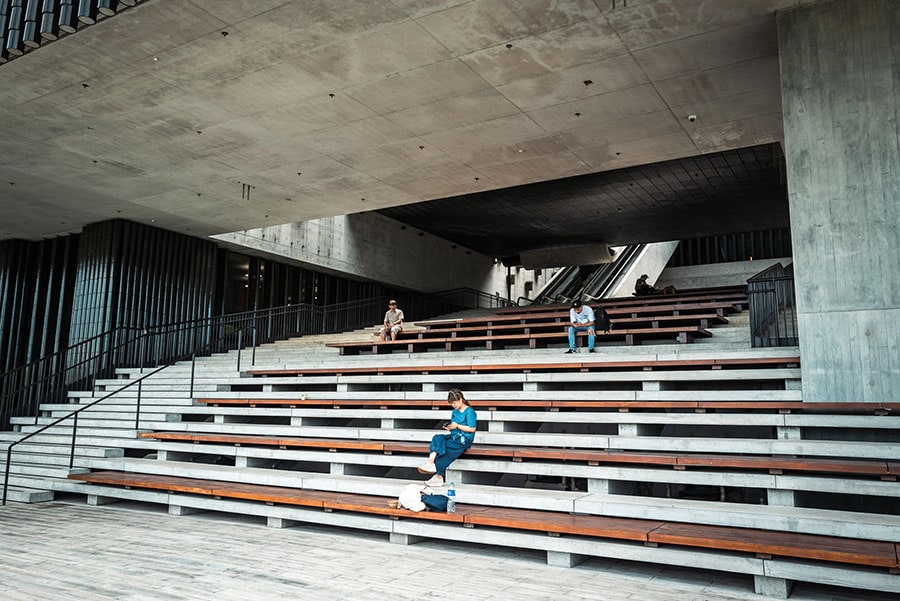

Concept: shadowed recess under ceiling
[[377, 143, 788, 265]]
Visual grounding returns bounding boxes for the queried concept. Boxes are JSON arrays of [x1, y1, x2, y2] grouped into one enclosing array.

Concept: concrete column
[[547, 550, 586, 568], [86, 494, 118, 506], [168, 504, 204, 516], [778, 0, 900, 404], [618, 424, 658, 436], [776, 426, 800, 441], [587, 478, 610, 493], [389, 532, 425, 545], [767, 489, 796, 507], [267, 517, 299, 528], [754, 575, 793, 599]]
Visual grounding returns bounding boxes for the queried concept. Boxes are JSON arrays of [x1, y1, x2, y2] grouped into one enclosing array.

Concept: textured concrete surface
[[0, 0, 806, 242], [1, 501, 896, 601], [778, 0, 900, 404]]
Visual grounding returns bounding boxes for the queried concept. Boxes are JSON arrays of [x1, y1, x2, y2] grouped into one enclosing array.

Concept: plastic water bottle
[[446, 482, 456, 513]]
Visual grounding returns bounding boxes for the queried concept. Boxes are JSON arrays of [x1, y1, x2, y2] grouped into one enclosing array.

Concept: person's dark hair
[[447, 388, 469, 406]]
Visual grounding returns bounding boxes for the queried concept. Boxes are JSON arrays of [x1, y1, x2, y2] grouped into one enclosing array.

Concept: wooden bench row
[[497, 287, 749, 314], [245, 356, 801, 377], [138, 432, 900, 479], [68, 470, 900, 571], [196, 398, 895, 414], [399, 313, 728, 340], [416, 301, 742, 329], [326, 326, 712, 355]]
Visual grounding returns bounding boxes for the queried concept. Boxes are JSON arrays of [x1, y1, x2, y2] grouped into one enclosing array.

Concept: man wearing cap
[[634, 274, 659, 296], [379, 300, 404, 341], [567, 299, 596, 354]]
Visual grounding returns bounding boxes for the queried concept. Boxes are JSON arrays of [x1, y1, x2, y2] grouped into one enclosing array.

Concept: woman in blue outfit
[[417, 388, 476, 487]]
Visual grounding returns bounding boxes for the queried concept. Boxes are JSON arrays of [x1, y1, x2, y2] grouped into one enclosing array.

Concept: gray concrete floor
[[0, 501, 896, 601]]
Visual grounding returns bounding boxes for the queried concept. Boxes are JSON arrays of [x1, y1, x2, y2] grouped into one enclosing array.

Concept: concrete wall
[[778, 0, 900, 403], [657, 257, 792, 291], [213, 212, 548, 300]]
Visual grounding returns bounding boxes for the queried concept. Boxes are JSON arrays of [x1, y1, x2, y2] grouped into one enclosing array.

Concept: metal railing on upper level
[[0, 287, 510, 431], [748, 263, 798, 347]]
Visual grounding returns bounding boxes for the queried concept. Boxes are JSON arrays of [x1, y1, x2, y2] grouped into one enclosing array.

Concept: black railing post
[[69, 413, 78, 469], [190, 351, 196, 399], [236, 329, 243, 372], [251, 327, 257, 366], [135, 376, 143, 431], [140, 329, 147, 372], [2, 443, 12, 505]]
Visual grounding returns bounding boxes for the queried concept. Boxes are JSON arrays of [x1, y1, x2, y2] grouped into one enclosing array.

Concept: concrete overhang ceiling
[[0, 0, 816, 251]]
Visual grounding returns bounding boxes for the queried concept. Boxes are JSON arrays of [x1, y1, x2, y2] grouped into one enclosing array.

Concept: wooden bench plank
[[194, 398, 895, 417], [513, 449, 680, 465], [328, 326, 714, 354], [496, 288, 748, 313], [68, 471, 221, 496], [245, 356, 802, 378], [465, 506, 664, 541], [415, 303, 741, 330], [137, 432, 895, 478], [674, 454, 890, 475], [648, 523, 898, 568]]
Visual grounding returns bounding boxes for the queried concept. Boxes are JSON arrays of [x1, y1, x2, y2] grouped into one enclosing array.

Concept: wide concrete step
[[71, 457, 900, 542], [1, 485, 55, 503], [0, 442, 126, 458]]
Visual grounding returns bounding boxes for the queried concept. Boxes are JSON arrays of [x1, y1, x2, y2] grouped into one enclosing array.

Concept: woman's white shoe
[[424, 475, 445, 487], [417, 462, 436, 474]]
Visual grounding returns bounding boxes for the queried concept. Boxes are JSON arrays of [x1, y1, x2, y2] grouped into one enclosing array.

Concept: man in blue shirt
[[567, 299, 595, 354]]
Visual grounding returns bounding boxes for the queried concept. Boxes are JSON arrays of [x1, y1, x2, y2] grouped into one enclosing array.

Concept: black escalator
[[524, 244, 646, 305]]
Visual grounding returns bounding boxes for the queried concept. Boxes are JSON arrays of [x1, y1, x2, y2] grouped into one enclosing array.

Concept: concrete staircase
[[4, 304, 900, 597]]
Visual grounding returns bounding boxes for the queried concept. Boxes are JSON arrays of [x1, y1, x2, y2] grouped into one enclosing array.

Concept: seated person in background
[[566, 300, 595, 354], [379, 299, 404, 341], [634, 274, 660, 296]]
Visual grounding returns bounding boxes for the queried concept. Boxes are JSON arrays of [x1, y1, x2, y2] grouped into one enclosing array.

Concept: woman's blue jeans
[[429, 433, 471, 476]]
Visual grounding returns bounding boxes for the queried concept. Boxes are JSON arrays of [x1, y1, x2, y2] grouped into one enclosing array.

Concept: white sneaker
[[417, 462, 436, 474], [424, 474, 445, 487]]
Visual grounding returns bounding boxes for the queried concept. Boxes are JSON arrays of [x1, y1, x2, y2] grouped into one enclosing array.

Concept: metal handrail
[[0, 286, 512, 503], [1, 323, 254, 505], [1, 287, 510, 431], [748, 263, 797, 347], [0, 327, 147, 430], [2, 362, 170, 505]]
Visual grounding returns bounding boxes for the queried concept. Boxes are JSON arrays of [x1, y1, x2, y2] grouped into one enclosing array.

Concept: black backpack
[[595, 306, 611, 332]]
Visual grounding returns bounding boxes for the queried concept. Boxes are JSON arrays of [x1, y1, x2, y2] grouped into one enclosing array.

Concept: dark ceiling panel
[[377, 143, 788, 264]]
